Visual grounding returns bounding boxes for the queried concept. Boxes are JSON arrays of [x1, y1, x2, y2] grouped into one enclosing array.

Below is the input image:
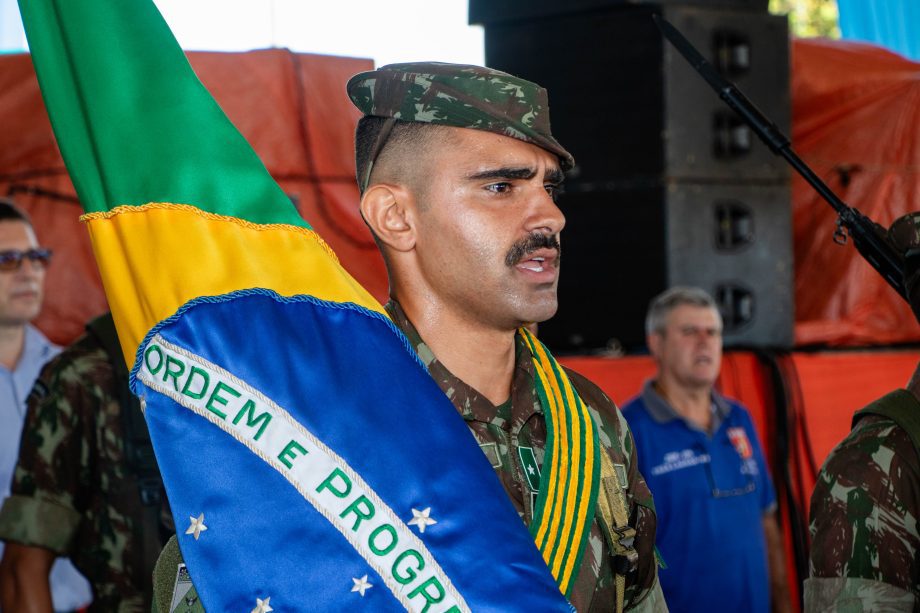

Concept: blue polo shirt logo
[[727, 427, 753, 459], [649, 448, 710, 476]]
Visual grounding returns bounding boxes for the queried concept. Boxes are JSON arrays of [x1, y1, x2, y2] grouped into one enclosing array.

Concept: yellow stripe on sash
[[530, 342, 578, 586], [82, 203, 384, 365], [522, 329, 599, 595], [531, 358, 564, 550], [559, 372, 597, 590]]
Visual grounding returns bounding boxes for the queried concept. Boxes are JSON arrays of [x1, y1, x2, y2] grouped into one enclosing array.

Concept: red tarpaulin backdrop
[[792, 39, 920, 346]]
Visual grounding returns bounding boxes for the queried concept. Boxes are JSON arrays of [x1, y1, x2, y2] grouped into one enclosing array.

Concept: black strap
[[853, 389, 920, 458], [85, 313, 167, 602]]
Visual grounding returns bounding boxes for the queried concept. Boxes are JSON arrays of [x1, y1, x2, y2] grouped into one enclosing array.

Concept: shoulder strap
[[853, 389, 920, 457], [596, 452, 637, 613], [85, 313, 161, 489], [85, 313, 168, 604]]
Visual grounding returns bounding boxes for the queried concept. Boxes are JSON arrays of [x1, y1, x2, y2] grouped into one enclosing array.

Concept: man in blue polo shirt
[[622, 286, 789, 613]]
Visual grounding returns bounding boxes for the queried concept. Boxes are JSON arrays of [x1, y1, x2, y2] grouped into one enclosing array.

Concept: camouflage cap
[[346, 62, 574, 172], [888, 212, 920, 320]]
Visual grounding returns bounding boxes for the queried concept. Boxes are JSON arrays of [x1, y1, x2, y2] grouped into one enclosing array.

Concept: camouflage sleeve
[[566, 370, 662, 610], [803, 577, 915, 611], [0, 351, 90, 552], [808, 415, 920, 606]]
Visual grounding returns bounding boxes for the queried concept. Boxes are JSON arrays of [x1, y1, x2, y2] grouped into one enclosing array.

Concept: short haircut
[[0, 197, 32, 227], [645, 286, 722, 336], [354, 116, 451, 196]]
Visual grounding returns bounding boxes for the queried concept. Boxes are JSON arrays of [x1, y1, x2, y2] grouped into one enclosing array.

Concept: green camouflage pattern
[[0, 331, 171, 612], [346, 61, 575, 170], [808, 409, 920, 611], [386, 301, 663, 611]]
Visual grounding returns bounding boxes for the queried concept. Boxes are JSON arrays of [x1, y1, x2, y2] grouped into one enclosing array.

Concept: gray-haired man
[[622, 287, 789, 613]]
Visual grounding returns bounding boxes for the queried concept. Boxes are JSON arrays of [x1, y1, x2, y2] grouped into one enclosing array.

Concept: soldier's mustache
[[505, 233, 561, 267]]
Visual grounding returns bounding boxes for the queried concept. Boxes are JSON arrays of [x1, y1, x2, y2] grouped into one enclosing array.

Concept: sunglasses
[[0, 248, 53, 272]]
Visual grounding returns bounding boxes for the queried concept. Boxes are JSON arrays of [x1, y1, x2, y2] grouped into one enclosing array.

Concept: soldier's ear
[[360, 183, 416, 253]]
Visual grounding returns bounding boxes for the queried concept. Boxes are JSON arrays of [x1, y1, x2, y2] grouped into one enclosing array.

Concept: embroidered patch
[[613, 463, 628, 491], [169, 564, 198, 612], [727, 427, 753, 459], [650, 449, 711, 476], [518, 446, 542, 492], [479, 442, 502, 468]]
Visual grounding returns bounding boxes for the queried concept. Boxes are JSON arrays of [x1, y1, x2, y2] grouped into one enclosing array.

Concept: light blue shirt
[[1, 324, 92, 611]]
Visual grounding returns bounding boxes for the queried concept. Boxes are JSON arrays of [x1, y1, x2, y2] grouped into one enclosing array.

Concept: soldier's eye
[[545, 183, 561, 201], [486, 182, 512, 194]]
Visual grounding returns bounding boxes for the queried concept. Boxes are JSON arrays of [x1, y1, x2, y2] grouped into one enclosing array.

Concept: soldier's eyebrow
[[544, 168, 564, 185], [466, 167, 537, 182], [466, 166, 565, 185]]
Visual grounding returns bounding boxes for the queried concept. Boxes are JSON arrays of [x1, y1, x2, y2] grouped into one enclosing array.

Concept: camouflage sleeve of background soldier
[[567, 370, 667, 612], [0, 337, 101, 554], [805, 415, 920, 611]]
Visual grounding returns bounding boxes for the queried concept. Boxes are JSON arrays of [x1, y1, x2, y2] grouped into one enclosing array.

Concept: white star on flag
[[185, 513, 208, 540], [527, 465, 536, 475], [408, 507, 437, 533], [251, 596, 273, 613], [351, 575, 373, 597]]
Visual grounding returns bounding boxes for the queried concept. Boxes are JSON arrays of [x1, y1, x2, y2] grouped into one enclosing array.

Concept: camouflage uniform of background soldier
[[807, 212, 920, 611], [152, 62, 666, 612], [0, 313, 171, 612]]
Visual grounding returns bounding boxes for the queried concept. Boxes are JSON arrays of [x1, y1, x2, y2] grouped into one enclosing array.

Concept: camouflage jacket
[[806, 391, 920, 612], [0, 331, 171, 612], [387, 301, 663, 611]]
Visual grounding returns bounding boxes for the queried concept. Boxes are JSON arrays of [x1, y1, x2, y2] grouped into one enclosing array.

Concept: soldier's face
[[0, 221, 46, 327], [411, 128, 565, 330], [651, 305, 723, 389]]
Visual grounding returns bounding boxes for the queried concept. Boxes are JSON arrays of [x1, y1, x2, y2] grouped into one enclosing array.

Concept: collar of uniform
[[640, 378, 732, 432], [384, 300, 539, 425]]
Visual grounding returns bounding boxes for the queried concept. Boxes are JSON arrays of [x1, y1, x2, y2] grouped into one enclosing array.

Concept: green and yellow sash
[[520, 328, 601, 597]]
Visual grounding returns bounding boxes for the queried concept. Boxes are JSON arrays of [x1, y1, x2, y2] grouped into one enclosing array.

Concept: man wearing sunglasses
[[0, 198, 92, 611], [622, 287, 788, 613]]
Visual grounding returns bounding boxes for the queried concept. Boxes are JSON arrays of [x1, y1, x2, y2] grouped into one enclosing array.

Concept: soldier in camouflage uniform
[[153, 62, 666, 612], [350, 62, 664, 611], [806, 212, 920, 611], [0, 313, 171, 612]]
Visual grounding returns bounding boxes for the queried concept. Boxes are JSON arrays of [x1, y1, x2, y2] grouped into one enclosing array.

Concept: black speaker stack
[[470, 0, 793, 351]]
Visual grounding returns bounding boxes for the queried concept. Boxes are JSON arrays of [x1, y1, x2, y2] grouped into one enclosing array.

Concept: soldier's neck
[[0, 323, 26, 370], [398, 295, 516, 406]]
